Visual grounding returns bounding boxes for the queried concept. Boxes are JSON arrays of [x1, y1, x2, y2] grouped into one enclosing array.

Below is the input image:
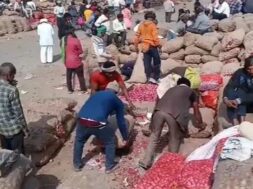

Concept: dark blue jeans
[[73, 122, 116, 170], [143, 47, 161, 81]]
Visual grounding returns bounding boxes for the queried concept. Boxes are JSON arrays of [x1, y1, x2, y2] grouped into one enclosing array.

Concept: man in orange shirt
[[134, 11, 161, 84], [90, 61, 134, 108]]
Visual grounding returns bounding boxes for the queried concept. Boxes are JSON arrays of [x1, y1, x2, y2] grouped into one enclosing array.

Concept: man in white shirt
[[37, 19, 54, 64], [91, 25, 113, 64], [163, 0, 175, 23], [54, 1, 65, 29], [212, 0, 230, 20], [112, 13, 126, 48], [95, 8, 112, 45]]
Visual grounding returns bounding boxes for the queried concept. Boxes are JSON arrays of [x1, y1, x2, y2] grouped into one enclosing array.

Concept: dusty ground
[[0, 1, 212, 189]]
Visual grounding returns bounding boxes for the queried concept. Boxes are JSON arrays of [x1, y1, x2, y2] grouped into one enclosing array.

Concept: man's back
[[0, 80, 24, 136], [37, 23, 54, 46], [79, 91, 123, 123], [156, 85, 196, 126]]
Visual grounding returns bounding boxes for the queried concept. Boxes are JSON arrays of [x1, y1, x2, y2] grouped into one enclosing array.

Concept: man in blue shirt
[[73, 90, 128, 173]]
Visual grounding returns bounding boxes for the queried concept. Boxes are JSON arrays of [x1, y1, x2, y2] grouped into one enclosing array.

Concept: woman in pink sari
[[122, 4, 133, 30]]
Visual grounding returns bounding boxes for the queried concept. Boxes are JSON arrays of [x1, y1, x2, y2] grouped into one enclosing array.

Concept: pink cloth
[[122, 8, 132, 29]]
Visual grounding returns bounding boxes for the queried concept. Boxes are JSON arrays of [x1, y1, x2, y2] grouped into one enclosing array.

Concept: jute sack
[[161, 58, 182, 75], [203, 31, 224, 41], [221, 62, 241, 76], [183, 32, 201, 47], [160, 53, 169, 60], [169, 49, 185, 60], [221, 29, 245, 51], [161, 37, 184, 54], [185, 55, 202, 64], [219, 48, 240, 61], [195, 36, 218, 51], [233, 17, 250, 33], [243, 31, 253, 58], [218, 18, 236, 32], [201, 61, 223, 74], [128, 53, 146, 83], [0, 150, 32, 189], [211, 42, 222, 57], [185, 45, 209, 56], [201, 55, 218, 63]]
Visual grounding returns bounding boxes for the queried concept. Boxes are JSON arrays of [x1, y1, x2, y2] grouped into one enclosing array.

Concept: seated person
[[139, 78, 206, 169], [228, 0, 242, 15], [25, 0, 36, 17], [112, 13, 127, 48], [223, 56, 253, 125], [242, 0, 253, 14], [91, 25, 112, 64], [212, 0, 230, 20], [167, 13, 188, 40], [186, 5, 212, 35], [90, 61, 134, 108]]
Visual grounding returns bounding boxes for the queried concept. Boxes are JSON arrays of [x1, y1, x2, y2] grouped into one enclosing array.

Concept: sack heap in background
[[0, 15, 32, 36]]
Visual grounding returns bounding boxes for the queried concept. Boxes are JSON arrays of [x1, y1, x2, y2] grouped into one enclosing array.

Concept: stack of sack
[[36, 1, 56, 15], [0, 16, 32, 36]]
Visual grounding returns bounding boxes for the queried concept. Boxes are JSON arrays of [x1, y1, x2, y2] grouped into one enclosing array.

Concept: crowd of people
[[2, 0, 253, 177]]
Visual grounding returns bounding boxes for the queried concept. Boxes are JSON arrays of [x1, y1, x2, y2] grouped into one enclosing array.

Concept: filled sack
[[195, 36, 218, 51], [219, 48, 240, 61], [185, 45, 209, 56], [185, 55, 202, 64], [169, 49, 185, 60], [201, 61, 223, 74], [162, 37, 184, 54], [184, 32, 201, 47], [221, 29, 245, 51]]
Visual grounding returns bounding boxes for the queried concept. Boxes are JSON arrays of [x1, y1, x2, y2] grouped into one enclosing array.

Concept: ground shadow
[[34, 174, 60, 189], [53, 54, 61, 63]]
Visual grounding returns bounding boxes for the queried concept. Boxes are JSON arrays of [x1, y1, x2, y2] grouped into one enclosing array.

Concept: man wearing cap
[[37, 18, 54, 64], [90, 61, 134, 107]]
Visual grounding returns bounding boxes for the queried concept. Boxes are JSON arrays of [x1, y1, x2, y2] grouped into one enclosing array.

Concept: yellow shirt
[[84, 9, 93, 21]]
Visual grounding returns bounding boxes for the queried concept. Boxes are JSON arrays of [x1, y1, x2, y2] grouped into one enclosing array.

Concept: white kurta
[[37, 22, 54, 63]]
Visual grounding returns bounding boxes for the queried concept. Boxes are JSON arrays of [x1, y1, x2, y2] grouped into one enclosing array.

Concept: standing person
[[134, 11, 161, 84], [212, 0, 230, 20], [68, 1, 79, 28], [64, 29, 87, 94], [54, 1, 65, 29], [139, 78, 206, 169], [58, 13, 73, 40], [90, 61, 134, 107], [228, 0, 242, 15], [163, 0, 175, 23], [73, 90, 128, 173], [0, 63, 29, 154], [122, 4, 133, 29], [37, 18, 54, 64], [112, 13, 126, 48]]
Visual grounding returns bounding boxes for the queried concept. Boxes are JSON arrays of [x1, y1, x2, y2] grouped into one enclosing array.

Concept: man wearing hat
[[37, 18, 54, 64], [90, 61, 134, 108]]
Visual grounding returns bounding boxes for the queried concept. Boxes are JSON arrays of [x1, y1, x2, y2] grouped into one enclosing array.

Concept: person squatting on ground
[[139, 77, 206, 169], [63, 28, 87, 94], [0, 63, 29, 154], [90, 61, 134, 108], [73, 90, 128, 173], [134, 11, 161, 84], [112, 13, 127, 48], [37, 18, 54, 64], [223, 56, 253, 125]]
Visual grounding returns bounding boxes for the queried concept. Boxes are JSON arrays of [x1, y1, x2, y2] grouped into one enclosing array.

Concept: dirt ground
[[0, 1, 212, 189]]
